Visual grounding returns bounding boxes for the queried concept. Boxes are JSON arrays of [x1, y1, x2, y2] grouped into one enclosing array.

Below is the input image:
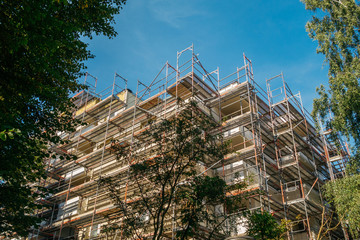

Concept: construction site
[[31, 45, 350, 240]]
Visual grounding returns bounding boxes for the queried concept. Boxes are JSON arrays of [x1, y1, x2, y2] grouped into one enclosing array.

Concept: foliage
[[302, 0, 360, 149], [323, 173, 360, 237], [0, 0, 126, 237], [100, 101, 248, 240], [302, 1, 360, 237], [246, 210, 290, 240]]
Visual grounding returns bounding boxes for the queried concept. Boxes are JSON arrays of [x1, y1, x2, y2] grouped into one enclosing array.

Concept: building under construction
[[31, 45, 350, 240]]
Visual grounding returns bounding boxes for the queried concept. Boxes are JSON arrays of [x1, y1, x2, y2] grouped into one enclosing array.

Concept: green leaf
[[7, 132, 14, 139], [0, 132, 7, 141]]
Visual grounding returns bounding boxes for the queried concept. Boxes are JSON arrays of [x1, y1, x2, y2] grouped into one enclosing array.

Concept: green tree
[[302, 0, 360, 237], [100, 101, 247, 240], [246, 210, 289, 240], [303, 0, 360, 147], [323, 173, 360, 237], [0, 0, 126, 237]]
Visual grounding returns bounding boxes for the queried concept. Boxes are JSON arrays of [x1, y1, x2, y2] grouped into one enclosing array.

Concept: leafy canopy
[[246, 210, 289, 240], [101, 101, 247, 240], [323, 173, 360, 237], [0, 0, 126, 237], [303, 0, 360, 149], [302, 0, 360, 237]]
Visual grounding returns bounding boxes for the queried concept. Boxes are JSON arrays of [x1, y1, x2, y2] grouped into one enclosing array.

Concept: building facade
[[31, 46, 349, 239]]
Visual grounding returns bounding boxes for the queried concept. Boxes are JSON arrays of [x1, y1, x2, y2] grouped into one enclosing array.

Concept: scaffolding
[[32, 45, 349, 240]]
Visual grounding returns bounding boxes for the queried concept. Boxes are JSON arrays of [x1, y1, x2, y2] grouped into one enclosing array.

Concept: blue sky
[[84, 0, 328, 112]]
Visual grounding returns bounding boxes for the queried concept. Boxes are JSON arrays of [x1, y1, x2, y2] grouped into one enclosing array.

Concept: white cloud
[[148, 0, 207, 29]]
